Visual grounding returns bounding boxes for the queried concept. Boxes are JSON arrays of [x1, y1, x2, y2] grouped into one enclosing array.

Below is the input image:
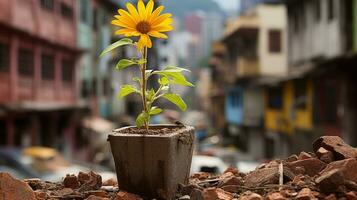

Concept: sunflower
[[112, 0, 173, 50]]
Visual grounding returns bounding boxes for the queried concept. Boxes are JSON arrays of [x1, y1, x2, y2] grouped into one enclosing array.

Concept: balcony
[[236, 57, 259, 78]]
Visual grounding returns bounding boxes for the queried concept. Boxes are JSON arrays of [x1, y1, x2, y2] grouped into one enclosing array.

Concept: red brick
[[0, 172, 35, 200]]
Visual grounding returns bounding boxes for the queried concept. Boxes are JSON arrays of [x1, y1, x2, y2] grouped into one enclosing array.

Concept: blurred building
[[239, 0, 281, 15], [210, 4, 287, 159], [0, 0, 81, 151]]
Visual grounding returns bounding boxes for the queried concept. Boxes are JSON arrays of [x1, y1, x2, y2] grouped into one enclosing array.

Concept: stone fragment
[[203, 188, 233, 200], [296, 188, 316, 200], [87, 190, 109, 198], [315, 169, 344, 193], [34, 190, 48, 200], [102, 178, 117, 186], [0, 172, 36, 200], [319, 158, 357, 183], [239, 191, 263, 200], [244, 166, 294, 187], [324, 194, 337, 200], [224, 167, 240, 176], [86, 195, 110, 200], [63, 174, 80, 189], [313, 136, 357, 160], [316, 147, 335, 163], [57, 188, 74, 196], [79, 171, 102, 191], [79, 171, 91, 184], [221, 185, 239, 193], [345, 191, 357, 200], [298, 152, 313, 160], [190, 188, 204, 200], [267, 192, 287, 200], [115, 191, 143, 200], [191, 172, 210, 180], [24, 178, 43, 190], [287, 158, 326, 177], [219, 176, 243, 187], [179, 195, 191, 200]]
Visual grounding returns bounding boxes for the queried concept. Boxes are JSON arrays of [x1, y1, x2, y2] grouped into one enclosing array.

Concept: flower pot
[[108, 125, 195, 199]]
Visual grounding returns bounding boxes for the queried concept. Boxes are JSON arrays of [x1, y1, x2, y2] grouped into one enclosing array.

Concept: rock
[[324, 194, 337, 200], [285, 154, 298, 162], [219, 176, 243, 187], [86, 190, 109, 198], [224, 167, 240, 176], [219, 172, 235, 179], [57, 188, 74, 196], [221, 185, 240, 193], [296, 188, 316, 200], [24, 178, 43, 190], [319, 158, 357, 183], [313, 136, 357, 160], [244, 165, 294, 187], [345, 191, 357, 200], [345, 180, 357, 191], [315, 169, 345, 193], [63, 174, 80, 189], [298, 152, 313, 160], [0, 172, 36, 200], [191, 172, 210, 180], [190, 188, 204, 200], [316, 147, 335, 163], [86, 195, 110, 200], [267, 192, 287, 200], [179, 195, 191, 200], [102, 178, 117, 186], [203, 188, 233, 200], [115, 191, 143, 200], [287, 158, 326, 177], [79, 171, 102, 191], [34, 190, 48, 200], [239, 191, 263, 200], [79, 171, 91, 184]]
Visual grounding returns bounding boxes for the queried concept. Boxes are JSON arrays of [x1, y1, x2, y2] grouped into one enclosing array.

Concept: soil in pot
[[108, 125, 195, 200]]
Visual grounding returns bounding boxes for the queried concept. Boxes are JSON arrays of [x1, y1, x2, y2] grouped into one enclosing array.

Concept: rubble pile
[[178, 136, 357, 200], [0, 136, 356, 200]]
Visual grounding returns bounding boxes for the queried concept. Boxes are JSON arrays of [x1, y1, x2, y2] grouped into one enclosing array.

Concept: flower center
[[136, 21, 151, 34]]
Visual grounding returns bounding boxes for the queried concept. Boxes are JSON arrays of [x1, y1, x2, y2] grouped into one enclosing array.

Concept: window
[[81, 80, 90, 98], [41, 54, 55, 80], [80, 0, 88, 23], [40, 0, 54, 11], [294, 79, 307, 109], [314, 0, 321, 22], [61, 3, 73, 20], [62, 59, 73, 82], [268, 29, 282, 53], [328, 0, 334, 21], [268, 86, 283, 109], [18, 48, 34, 76], [0, 43, 9, 72]]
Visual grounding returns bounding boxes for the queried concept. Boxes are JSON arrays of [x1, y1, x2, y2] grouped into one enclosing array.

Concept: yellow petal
[[145, 0, 154, 19], [118, 9, 137, 24], [111, 20, 133, 29], [153, 18, 173, 27], [126, 3, 141, 22], [151, 25, 173, 32], [137, 0, 146, 20], [138, 34, 152, 49], [152, 13, 172, 27], [148, 31, 168, 39], [148, 6, 164, 23], [114, 16, 136, 29]]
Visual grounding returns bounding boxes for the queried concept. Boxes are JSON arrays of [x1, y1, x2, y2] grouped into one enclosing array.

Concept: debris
[[203, 188, 233, 200], [315, 169, 345, 193], [287, 158, 326, 177], [63, 174, 81, 189], [0, 172, 36, 200], [313, 136, 357, 160]]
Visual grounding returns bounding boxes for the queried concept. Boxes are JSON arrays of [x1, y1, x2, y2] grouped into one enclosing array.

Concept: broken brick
[[267, 192, 287, 200], [316, 147, 335, 164], [115, 191, 143, 200], [345, 191, 357, 200], [219, 176, 243, 187], [239, 191, 263, 200], [0, 172, 36, 200], [298, 152, 313, 160], [203, 188, 233, 200], [313, 136, 357, 160], [63, 174, 80, 189], [79, 171, 102, 191], [296, 188, 316, 200], [315, 169, 345, 193], [287, 158, 326, 177], [319, 158, 357, 183]]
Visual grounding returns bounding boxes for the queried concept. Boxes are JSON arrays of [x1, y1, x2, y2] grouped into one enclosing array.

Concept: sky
[[213, 0, 239, 11]]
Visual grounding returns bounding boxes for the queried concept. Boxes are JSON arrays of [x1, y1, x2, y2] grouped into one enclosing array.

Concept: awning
[[82, 116, 115, 134], [223, 15, 259, 41]]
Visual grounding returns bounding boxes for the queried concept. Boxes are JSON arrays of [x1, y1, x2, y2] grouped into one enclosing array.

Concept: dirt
[[114, 126, 185, 136]]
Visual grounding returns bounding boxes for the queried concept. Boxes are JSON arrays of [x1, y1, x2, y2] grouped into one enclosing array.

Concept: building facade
[[0, 0, 81, 153]]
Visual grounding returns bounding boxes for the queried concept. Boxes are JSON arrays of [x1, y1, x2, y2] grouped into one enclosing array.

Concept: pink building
[[0, 0, 82, 150]]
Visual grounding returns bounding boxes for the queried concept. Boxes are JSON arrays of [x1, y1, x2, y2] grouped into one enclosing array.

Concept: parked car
[[191, 155, 228, 174], [0, 148, 40, 179]]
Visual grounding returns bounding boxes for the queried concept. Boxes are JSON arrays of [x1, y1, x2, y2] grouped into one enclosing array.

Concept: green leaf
[[119, 85, 139, 98], [146, 89, 156, 101], [136, 112, 149, 127], [116, 59, 137, 70], [162, 93, 187, 111], [158, 76, 170, 86], [100, 38, 133, 57], [156, 71, 194, 87], [137, 58, 147, 65], [150, 107, 163, 115], [163, 66, 191, 72]]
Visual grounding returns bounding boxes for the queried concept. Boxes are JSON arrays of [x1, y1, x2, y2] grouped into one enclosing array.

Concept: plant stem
[[141, 47, 149, 130]]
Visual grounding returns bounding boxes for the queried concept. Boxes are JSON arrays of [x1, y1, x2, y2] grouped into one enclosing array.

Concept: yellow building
[[264, 79, 313, 134]]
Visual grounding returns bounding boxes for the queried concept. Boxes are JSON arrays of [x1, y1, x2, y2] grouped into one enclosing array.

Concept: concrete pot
[[108, 125, 195, 199]]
